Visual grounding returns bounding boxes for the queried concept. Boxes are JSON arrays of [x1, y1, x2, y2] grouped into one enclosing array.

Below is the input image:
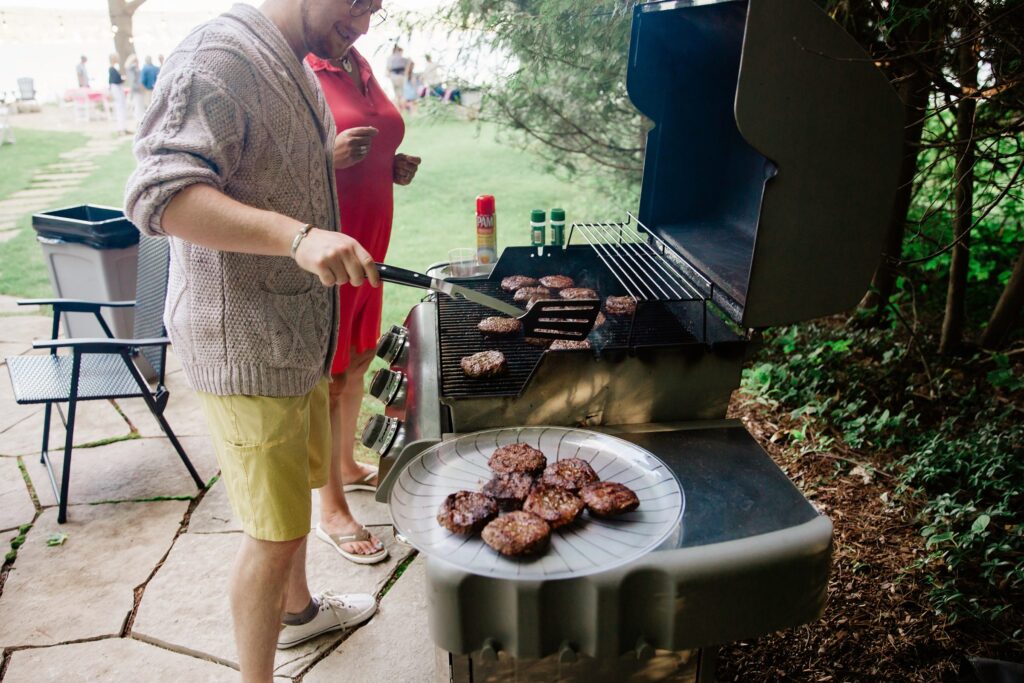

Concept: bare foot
[[320, 513, 383, 557]]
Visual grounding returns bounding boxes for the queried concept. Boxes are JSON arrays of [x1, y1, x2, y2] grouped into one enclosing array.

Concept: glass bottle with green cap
[[550, 208, 566, 247], [530, 209, 546, 251]]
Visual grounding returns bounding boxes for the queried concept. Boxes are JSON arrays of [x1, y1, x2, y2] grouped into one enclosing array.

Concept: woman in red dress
[[307, 46, 420, 564]]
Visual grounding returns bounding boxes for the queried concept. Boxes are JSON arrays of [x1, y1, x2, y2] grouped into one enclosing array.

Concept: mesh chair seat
[[7, 353, 146, 404]]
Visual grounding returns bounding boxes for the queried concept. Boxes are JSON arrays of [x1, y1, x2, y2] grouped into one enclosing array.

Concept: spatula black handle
[[375, 262, 433, 290]]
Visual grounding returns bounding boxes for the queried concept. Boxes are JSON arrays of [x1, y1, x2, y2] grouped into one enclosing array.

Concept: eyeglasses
[[350, 0, 387, 27]]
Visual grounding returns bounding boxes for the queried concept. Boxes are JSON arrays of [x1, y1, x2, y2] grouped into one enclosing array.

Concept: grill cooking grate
[[437, 258, 708, 400]]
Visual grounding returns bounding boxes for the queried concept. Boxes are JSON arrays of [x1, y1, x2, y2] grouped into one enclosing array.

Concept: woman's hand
[[393, 153, 422, 185], [333, 126, 379, 169]]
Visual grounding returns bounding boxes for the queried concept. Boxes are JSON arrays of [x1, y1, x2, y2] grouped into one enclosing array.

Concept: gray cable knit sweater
[[125, 4, 339, 397]]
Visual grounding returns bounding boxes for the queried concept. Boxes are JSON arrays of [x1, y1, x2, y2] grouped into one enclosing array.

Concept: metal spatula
[[375, 263, 599, 340]]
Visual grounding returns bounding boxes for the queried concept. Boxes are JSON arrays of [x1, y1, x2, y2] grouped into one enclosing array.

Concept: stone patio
[[0, 296, 435, 681]]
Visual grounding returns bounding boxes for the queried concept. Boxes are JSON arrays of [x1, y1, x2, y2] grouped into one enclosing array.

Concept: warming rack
[[568, 213, 713, 344]]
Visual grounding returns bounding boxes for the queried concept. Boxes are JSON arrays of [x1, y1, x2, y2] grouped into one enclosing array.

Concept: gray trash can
[[32, 204, 140, 340]]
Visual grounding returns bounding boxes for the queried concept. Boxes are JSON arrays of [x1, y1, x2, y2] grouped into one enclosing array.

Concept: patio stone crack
[[120, 475, 217, 638]]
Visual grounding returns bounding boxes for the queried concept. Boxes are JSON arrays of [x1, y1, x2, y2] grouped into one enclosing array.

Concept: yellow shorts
[[198, 378, 330, 542]]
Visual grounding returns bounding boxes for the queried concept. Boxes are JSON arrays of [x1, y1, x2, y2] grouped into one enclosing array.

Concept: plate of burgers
[[389, 426, 684, 580]]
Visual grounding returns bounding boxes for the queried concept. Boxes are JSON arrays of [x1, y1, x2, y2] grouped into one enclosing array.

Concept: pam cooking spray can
[[476, 194, 497, 265]]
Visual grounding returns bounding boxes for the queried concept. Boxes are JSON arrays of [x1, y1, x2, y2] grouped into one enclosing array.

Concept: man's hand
[[334, 126, 379, 169], [393, 153, 421, 186], [293, 229, 380, 288]]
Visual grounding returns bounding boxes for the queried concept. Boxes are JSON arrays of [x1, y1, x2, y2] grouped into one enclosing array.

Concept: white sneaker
[[277, 591, 377, 650]]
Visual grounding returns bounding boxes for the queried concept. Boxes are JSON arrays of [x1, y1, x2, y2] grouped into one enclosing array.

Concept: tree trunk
[[108, 0, 147, 67], [979, 243, 1024, 350], [939, 26, 978, 355], [858, 3, 936, 318], [858, 67, 932, 315]]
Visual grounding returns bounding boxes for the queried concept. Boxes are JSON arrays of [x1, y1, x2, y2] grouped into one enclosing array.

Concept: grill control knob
[[360, 415, 401, 457], [368, 368, 405, 407], [374, 325, 408, 365]]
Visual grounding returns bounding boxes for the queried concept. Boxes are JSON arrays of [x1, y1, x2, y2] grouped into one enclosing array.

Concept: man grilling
[[124, 1, 385, 680]]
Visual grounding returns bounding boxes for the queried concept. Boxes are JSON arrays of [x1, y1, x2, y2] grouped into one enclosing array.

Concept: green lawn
[[0, 128, 87, 203]]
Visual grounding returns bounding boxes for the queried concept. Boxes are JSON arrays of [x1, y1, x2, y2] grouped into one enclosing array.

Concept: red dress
[[308, 50, 406, 375]]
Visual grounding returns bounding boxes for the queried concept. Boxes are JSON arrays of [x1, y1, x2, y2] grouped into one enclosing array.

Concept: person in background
[[385, 44, 407, 111], [107, 54, 128, 134], [124, 54, 146, 128], [420, 53, 442, 98], [402, 58, 418, 114], [140, 56, 160, 107], [125, 1, 387, 679], [306, 8, 421, 565], [76, 55, 90, 88]]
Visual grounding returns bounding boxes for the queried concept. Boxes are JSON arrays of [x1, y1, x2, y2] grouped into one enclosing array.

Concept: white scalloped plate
[[389, 426, 684, 580]]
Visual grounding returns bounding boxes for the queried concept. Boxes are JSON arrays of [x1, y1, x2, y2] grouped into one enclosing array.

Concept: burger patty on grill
[[460, 350, 507, 378], [550, 339, 591, 351], [604, 295, 637, 316], [523, 483, 585, 528], [489, 443, 547, 475], [436, 491, 498, 535], [477, 316, 522, 336], [559, 287, 599, 300], [481, 511, 551, 556], [541, 458, 600, 493], [580, 481, 640, 517], [540, 274, 575, 290], [513, 286, 552, 303], [481, 472, 535, 510], [501, 275, 540, 292]]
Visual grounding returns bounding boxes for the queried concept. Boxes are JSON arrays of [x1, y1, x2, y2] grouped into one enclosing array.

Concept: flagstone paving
[[22, 435, 216, 508], [0, 457, 35, 532], [4, 638, 237, 682], [131, 526, 413, 676], [0, 500, 188, 647]]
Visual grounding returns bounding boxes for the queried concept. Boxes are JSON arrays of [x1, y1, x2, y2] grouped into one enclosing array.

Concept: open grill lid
[[627, 0, 904, 328]]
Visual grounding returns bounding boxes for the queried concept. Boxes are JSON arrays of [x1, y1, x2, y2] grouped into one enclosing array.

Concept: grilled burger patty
[[482, 472, 535, 510], [489, 443, 547, 475], [436, 491, 498, 535], [559, 287, 599, 300], [542, 458, 600, 493], [550, 339, 591, 350], [460, 350, 507, 378], [478, 316, 522, 336], [481, 510, 551, 556], [513, 286, 552, 303], [501, 275, 540, 292], [580, 481, 640, 517], [523, 483, 585, 528], [539, 274, 575, 290], [604, 295, 637, 316]]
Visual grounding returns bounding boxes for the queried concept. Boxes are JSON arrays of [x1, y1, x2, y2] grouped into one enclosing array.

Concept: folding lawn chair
[[4, 235, 204, 523]]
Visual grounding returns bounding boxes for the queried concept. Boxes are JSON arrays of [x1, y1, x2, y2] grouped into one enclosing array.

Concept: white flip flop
[[342, 466, 379, 493], [315, 523, 388, 565]]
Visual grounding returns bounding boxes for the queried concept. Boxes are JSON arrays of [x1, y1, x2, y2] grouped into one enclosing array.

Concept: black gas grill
[[362, 0, 905, 680]]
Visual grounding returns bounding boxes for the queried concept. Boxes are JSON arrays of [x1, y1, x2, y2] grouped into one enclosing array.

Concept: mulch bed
[[715, 396, 1020, 682]]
